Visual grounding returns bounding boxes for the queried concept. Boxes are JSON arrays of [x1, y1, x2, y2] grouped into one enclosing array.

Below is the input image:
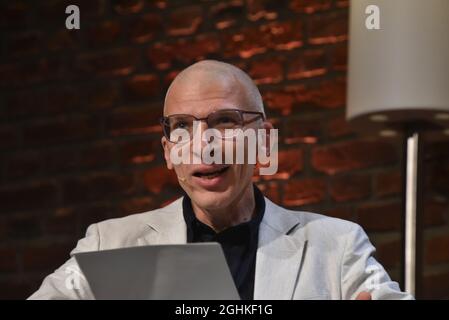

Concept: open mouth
[[192, 166, 230, 179]]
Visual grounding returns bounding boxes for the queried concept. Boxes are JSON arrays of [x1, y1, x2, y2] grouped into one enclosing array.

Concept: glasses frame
[[160, 108, 266, 143]]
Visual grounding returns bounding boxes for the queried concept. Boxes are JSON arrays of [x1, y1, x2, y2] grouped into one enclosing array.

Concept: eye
[[218, 116, 234, 123], [171, 120, 191, 130]]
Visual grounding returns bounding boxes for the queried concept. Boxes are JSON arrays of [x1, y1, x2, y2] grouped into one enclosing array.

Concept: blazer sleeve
[[340, 223, 414, 300], [27, 224, 100, 300]]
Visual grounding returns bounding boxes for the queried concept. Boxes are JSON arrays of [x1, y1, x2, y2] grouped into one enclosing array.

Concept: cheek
[[230, 164, 254, 181]]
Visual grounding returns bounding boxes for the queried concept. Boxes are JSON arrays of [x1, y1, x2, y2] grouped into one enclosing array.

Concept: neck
[[191, 183, 256, 233]]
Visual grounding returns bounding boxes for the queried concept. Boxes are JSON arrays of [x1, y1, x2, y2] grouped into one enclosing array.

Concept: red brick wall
[[1, 0, 448, 299]]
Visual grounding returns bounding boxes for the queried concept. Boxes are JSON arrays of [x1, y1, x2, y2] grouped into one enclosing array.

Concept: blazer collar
[[141, 196, 307, 300], [253, 197, 306, 300]]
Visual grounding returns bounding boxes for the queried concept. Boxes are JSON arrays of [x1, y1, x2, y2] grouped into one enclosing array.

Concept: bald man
[[29, 60, 413, 300]]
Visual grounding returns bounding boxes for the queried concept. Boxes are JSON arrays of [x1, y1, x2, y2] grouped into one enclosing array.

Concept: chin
[[189, 187, 236, 210]]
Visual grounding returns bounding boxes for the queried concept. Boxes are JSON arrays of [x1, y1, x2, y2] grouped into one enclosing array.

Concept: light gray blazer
[[28, 197, 413, 300]]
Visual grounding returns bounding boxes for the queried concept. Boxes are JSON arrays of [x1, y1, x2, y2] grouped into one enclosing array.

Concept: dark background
[[0, 0, 448, 299]]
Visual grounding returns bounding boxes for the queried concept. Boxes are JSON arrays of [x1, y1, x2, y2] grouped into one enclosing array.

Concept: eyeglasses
[[160, 108, 265, 143]]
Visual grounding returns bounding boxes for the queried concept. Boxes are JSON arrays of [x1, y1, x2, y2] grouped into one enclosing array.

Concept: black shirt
[[182, 185, 265, 300]]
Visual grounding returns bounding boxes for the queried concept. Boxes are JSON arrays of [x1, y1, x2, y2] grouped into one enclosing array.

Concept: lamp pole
[[402, 129, 424, 298]]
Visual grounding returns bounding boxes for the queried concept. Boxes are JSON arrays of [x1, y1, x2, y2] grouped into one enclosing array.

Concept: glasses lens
[[208, 110, 242, 133], [165, 115, 194, 142]]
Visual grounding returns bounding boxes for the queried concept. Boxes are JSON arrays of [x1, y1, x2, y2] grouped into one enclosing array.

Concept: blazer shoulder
[[96, 197, 183, 228], [86, 197, 184, 249], [281, 206, 361, 244]]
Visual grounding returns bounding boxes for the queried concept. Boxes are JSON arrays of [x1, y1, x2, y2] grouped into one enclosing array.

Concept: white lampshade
[[347, 0, 449, 135]]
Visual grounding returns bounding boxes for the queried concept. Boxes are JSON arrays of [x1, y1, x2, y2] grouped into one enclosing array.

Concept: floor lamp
[[347, 0, 449, 298]]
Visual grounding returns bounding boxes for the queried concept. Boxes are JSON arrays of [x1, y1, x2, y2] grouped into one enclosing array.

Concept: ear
[[161, 136, 174, 170]]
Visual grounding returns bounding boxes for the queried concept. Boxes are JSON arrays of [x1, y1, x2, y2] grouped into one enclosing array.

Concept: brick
[[86, 20, 121, 47], [22, 243, 75, 272], [247, 57, 283, 85], [78, 142, 116, 170], [281, 117, 322, 145], [283, 178, 326, 207], [43, 148, 82, 174], [262, 87, 298, 116], [356, 202, 401, 232], [143, 166, 179, 194], [167, 6, 203, 36], [425, 234, 449, 264], [112, 0, 144, 14], [84, 82, 121, 110], [322, 206, 354, 221], [4, 31, 43, 57], [119, 196, 154, 216], [264, 78, 346, 115], [124, 74, 161, 101], [0, 57, 67, 89], [0, 183, 58, 213], [75, 48, 139, 77], [326, 115, 353, 138], [297, 77, 346, 109], [256, 148, 303, 181], [147, 34, 220, 70], [335, 0, 349, 8], [308, 11, 348, 45], [375, 171, 402, 197], [38, 0, 104, 23], [0, 1, 32, 28], [286, 49, 327, 79], [330, 173, 371, 202], [173, 34, 221, 64], [311, 139, 398, 175], [7, 214, 42, 240], [147, 42, 174, 70], [246, 0, 285, 21], [255, 181, 280, 204], [44, 207, 77, 236], [423, 198, 447, 227], [423, 272, 449, 299], [0, 248, 17, 273], [222, 27, 268, 58], [375, 240, 401, 268], [62, 173, 136, 204], [23, 116, 97, 147], [4, 86, 78, 118], [0, 280, 34, 300], [261, 21, 303, 51], [106, 105, 162, 136], [118, 138, 158, 165], [4, 151, 42, 180], [290, 0, 332, 13], [222, 21, 303, 59], [0, 126, 20, 151], [128, 13, 162, 43], [47, 29, 79, 51], [209, 0, 245, 29], [77, 203, 118, 233], [331, 42, 348, 71], [43, 142, 115, 173]]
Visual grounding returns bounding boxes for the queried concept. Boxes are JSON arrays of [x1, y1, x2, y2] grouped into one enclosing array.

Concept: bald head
[[164, 60, 264, 116]]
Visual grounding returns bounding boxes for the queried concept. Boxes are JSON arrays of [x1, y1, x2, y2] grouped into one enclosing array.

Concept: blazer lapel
[[138, 198, 188, 246], [254, 198, 307, 300], [137, 196, 307, 299]]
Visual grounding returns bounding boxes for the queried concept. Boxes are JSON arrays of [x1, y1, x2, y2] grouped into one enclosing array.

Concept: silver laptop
[[74, 243, 240, 300]]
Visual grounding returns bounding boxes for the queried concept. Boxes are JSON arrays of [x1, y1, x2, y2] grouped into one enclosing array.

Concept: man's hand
[[355, 291, 372, 300]]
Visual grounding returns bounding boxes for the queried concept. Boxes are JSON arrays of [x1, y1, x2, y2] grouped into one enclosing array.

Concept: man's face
[[162, 73, 268, 211]]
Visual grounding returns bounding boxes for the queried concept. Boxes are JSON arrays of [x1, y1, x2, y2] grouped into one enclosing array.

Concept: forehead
[[164, 69, 253, 117]]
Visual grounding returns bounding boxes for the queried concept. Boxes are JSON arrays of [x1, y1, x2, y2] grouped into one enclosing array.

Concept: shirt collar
[[182, 184, 265, 240]]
